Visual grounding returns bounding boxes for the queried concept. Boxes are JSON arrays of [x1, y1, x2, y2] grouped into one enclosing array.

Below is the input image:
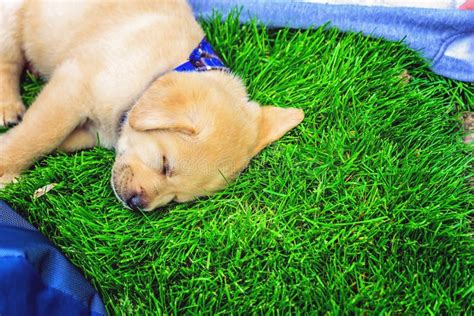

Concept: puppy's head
[[112, 71, 303, 211]]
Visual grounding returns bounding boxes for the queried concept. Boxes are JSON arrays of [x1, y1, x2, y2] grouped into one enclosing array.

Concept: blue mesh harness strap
[[174, 38, 230, 73]]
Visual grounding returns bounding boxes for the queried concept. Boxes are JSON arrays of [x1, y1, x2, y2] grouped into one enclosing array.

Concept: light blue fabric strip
[[189, 0, 474, 82]]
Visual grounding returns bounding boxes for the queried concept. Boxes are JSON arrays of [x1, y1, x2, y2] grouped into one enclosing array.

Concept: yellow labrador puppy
[[0, 0, 304, 211]]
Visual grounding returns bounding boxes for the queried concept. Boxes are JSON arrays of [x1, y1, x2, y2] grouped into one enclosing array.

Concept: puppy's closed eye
[[162, 156, 171, 177]]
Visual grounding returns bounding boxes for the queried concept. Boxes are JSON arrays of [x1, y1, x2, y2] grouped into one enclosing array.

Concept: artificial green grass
[[1, 14, 473, 314]]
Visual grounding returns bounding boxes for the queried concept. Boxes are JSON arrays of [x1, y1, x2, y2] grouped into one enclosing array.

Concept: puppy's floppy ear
[[128, 99, 196, 135], [253, 104, 304, 155]]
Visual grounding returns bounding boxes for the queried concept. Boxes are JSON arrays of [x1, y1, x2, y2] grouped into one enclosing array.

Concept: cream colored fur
[[0, 0, 304, 211]]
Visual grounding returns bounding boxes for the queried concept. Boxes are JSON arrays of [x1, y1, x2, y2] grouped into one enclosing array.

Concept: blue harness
[[174, 38, 230, 73]]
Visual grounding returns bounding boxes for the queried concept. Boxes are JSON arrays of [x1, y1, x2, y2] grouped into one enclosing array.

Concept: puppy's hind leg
[[58, 127, 96, 153], [0, 1, 26, 127], [0, 60, 92, 186]]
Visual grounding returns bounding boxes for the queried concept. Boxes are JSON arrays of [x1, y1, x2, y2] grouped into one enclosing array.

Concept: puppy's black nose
[[126, 194, 144, 211]]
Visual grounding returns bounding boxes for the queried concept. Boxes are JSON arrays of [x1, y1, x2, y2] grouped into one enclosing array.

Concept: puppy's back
[[21, 0, 200, 77]]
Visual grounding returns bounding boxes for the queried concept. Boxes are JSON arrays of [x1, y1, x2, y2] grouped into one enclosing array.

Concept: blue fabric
[[189, 0, 474, 82], [174, 37, 230, 73], [0, 200, 107, 316]]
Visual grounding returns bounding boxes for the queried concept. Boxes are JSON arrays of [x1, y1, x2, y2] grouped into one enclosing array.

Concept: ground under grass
[[1, 14, 473, 314]]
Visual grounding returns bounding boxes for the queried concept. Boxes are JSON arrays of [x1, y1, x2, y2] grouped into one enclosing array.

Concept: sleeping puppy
[[0, 0, 303, 211]]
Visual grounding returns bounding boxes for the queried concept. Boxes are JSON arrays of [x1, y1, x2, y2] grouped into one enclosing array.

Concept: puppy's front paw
[[0, 158, 20, 189], [0, 172, 19, 189], [0, 100, 25, 127]]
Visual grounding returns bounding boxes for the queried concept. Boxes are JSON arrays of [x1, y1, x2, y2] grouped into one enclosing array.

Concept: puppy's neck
[[117, 109, 131, 135]]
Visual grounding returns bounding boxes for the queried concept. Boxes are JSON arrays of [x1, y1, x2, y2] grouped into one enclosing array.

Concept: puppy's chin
[[173, 194, 196, 203], [146, 195, 177, 211]]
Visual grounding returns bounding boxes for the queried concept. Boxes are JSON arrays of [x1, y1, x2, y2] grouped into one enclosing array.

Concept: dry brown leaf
[[33, 183, 58, 199], [399, 70, 412, 84]]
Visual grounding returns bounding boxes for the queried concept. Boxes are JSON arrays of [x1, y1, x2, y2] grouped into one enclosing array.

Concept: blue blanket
[[0, 201, 106, 316], [190, 0, 474, 82]]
